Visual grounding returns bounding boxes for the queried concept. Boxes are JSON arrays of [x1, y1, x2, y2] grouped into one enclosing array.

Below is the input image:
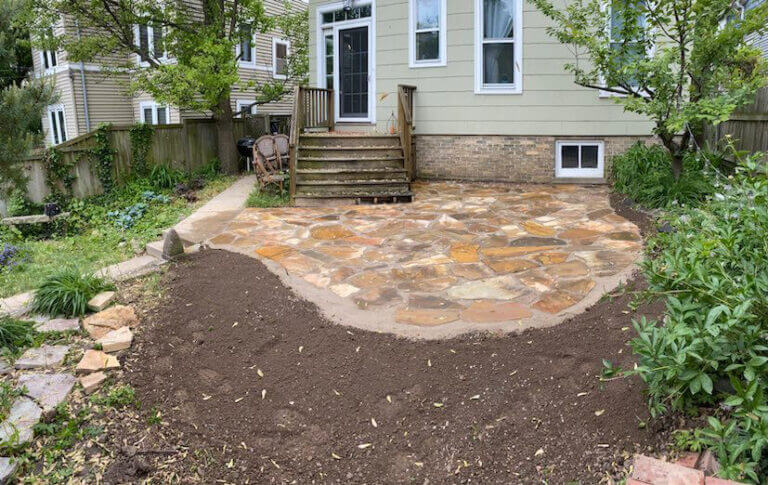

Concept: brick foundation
[[414, 134, 654, 183]]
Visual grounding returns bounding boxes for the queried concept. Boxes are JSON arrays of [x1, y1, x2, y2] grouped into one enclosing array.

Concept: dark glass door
[[339, 26, 368, 118]]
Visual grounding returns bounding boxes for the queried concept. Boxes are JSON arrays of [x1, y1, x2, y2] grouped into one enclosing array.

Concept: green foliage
[[0, 0, 34, 88], [128, 123, 153, 178], [0, 380, 22, 423], [5, 189, 42, 217], [192, 158, 221, 180], [89, 123, 115, 193], [0, 316, 35, 354], [246, 185, 288, 208], [43, 146, 76, 204], [89, 384, 138, 409], [30, 268, 114, 317], [148, 163, 185, 189], [627, 153, 768, 482], [611, 143, 719, 208], [529, 0, 768, 174]]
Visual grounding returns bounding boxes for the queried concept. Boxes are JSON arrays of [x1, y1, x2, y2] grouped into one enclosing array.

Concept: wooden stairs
[[288, 85, 416, 207]]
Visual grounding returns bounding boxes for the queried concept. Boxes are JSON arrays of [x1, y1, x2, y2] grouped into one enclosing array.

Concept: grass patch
[[0, 175, 233, 298], [0, 316, 36, 354], [89, 384, 139, 409], [30, 269, 114, 317], [246, 185, 289, 208]]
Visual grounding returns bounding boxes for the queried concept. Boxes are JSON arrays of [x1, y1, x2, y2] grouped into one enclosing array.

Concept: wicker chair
[[273, 134, 290, 171], [253, 135, 285, 193]]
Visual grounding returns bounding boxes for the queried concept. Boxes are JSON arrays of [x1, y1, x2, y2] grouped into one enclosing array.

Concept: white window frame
[[40, 50, 58, 74], [235, 99, 257, 117], [139, 101, 170, 125], [474, 0, 523, 94], [236, 24, 256, 68], [409, 0, 447, 68], [46, 104, 68, 145], [555, 140, 605, 178], [133, 24, 167, 67], [272, 38, 290, 79]]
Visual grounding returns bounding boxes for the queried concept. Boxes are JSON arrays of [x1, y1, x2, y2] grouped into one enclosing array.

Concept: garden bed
[[100, 247, 670, 483]]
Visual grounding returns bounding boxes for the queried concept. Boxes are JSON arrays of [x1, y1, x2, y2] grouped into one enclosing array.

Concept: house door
[[337, 26, 369, 120]]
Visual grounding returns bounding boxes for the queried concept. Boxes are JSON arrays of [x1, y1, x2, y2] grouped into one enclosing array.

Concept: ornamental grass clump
[[626, 153, 768, 482], [0, 316, 36, 354], [30, 269, 115, 317]]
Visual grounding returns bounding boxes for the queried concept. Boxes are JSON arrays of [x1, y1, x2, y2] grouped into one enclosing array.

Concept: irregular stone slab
[[96, 326, 133, 353], [162, 228, 185, 259], [0, 361, 12, 376], [0, 397, 42, 445], [87, 291, 116, 312], [76, 350, 120, 374], [575, 250, 638, 277], [509, 236, 566, 247], [35, 317, 80, 333], [518, 270, 556, 292], [329, 284, 359, 298], [0, 457, 17, 483], [17, 373, 76, 416], [354, 288, 401, 309], [0, 291, 33, 318], [544, 260, 590, 278], [481, 246, 557, 260], [450, 243, 480, 263], [461, 301, 533, 323], [521, 221, 556, 236], [451, 263, 493, 280], [310, 225, 354, 240], [486, 259, 539, 274], [533, 291, 579, 314], [446, 276, 526, 300], [556, 278, 596, 296], [605, 231, 641, 241], [532, 252, 569, 265], [395, 308, 461, 326], [14, 345, 69, 370], [79, 371, 107, 394], [558, 228, 602, 241], [82, 305, 138, 339], [254, 245, 293, 259], [407, 295, 464, 310]]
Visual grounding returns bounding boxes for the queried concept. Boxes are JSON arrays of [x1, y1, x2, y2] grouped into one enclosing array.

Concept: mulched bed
[[104, 215, 671, 483]]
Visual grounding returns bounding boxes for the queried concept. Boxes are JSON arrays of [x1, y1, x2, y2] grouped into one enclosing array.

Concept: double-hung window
[[136, 24, 165, 64], [140, 102, 169, 125], [40, 28, 58, 73], [272, 38, 289, 79], [409, 0, 446, 67], [602, 0, 649, 94], [475, 0, 523, 94], [47, 104, 67, 145], [237, 24, 255, 67], [235, 99, 257, 117]]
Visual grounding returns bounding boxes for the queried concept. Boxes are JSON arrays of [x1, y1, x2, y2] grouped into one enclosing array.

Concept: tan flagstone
[[348, 271, 389, 289], [481, 246, 557, 259], [330, 284, 360, 298], [544, 260, 590, 278], [533, 291, 579, 313], [303, 273, 331, 288], [461, 300, 533, 323], [532, 252, 569, 265], [310, 225, 355, 240], [450, 243, 480, 263], [486, 259, 539, 274], [521, 221, 557, 236], [556, 278, 596, 296], [209, 232, 237, 245], [518, 270, 556, 292], [450, 263, 493, 280], [255, 245, 294, 259], [395, 308, 461, 326], [446, 276, 526, 300], [559, 228, 602, 240], [354, 288, 401, 309]]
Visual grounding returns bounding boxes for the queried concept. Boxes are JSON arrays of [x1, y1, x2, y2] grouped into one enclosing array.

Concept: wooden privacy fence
[[18, 115, 286, 204], [707, 86, 768, 156]]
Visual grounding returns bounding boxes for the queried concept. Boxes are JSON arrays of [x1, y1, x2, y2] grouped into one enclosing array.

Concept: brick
[[632, 455, 705, 485], [675, 452, 700, 469]]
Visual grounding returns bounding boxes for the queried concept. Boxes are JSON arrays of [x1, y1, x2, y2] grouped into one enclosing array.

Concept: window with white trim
[[600, 0, 649, 94], [235, 99, 257, 117], [272, 38, 289, 79], [41, 50, 57, 71], [140, 102, 169, 125], [409, 0, 446, 67], [475, 0, 523, 94], [555, 141, 605, 178], [47, 104, 67, 145], [135, 24, 166, 65], [236, 24, 255, 67]]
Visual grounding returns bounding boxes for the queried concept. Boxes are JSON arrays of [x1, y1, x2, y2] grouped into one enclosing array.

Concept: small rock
[[76, 350, 120, 374], [82, 305, 138, 339], [0, 397, 42, 445], [14, 345, 70, 370], [96, 327, 133, 353], [658, 222, 676, 233], [162, 229, 185, 259], [0, 457, 18, 483], [17, 373, 76, 417], [87, 291, 116, 312], [0, 361, 11, 376], [35, 317, 80, 333], [79, 372, 107, 394]]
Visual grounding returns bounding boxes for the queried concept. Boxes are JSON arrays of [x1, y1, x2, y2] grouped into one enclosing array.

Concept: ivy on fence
[[129, 123, 154, 177], [43, 147, 75, 204], [90, 123, 115, 193]]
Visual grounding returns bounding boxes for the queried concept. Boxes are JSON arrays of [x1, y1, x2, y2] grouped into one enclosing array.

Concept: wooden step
[[296, 168, 407, 182], [295, 182, 410, 195], [294, 189, 413, 198], [296, 179, 409, 186], [297, 156, 404, 162], [298, 148, 404, 159], [297, 159, 405, 170], [299, 134, 401, 148], [296, 168, 406, 174]]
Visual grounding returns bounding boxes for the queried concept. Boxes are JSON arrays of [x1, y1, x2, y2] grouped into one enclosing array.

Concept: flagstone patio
[[208, 181, 643, 338]]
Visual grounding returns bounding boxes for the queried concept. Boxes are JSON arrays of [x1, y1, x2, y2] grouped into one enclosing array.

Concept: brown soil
[[105, 243, 668, 483]]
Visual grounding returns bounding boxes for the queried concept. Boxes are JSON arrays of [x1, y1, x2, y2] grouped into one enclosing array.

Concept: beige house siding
[[308, 0, 654, 137]]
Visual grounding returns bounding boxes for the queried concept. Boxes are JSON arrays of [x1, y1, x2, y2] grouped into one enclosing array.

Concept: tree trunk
[[671, 154, 684, 180], [215, 95, 238, 174]]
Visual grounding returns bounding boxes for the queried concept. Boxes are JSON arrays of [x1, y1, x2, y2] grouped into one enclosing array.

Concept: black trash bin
[[236, 137, 257, 172]]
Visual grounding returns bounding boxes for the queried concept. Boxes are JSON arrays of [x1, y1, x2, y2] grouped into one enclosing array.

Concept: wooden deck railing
[[397, 85, 417, 181], [289, 86, 335, 201]]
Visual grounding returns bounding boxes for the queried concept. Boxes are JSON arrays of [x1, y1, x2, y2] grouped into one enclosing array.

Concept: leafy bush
[[106, 190, 170, 230], [611, 143, 720, 208], [30, 269, 115, 317], [148, 163, 185, 189], [627, 153, 768, 482], [0, 316, 36, 353]]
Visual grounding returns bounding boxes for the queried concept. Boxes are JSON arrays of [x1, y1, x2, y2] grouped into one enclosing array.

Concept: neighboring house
[[306, 0, 659, 183], [739, 0, 768, 58], [33, 0, 307, 146]]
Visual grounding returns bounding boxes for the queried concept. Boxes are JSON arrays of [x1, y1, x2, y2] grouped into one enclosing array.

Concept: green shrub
[[626, 153, 768, 482], [611, 143, 720, 208], [0, 316, 36, 354], [30, 269, 115, 317], [148, 163, 185, 189]]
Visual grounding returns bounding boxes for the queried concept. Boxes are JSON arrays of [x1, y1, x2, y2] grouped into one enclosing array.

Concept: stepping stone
[[446, 276, 526, 300], [82, 305, 138, 339], [95, 326, 133, 353], [17, 373, 76, 416], [35, 317, 80, 333], [76, 350, 120, 374], [87, 291, 116, 312], [0, 457, 17, 483], [0, 397, 42, 445], [14, 345, 69, 370], [0, 291, 33, 318], [79, 372, 107, 394], [0, 361, 11, 376]]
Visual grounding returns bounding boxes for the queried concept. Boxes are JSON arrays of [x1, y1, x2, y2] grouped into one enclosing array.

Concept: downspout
[[75, 20, 91, 132]]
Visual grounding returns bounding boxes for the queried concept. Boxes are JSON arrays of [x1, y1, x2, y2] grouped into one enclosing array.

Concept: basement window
[[555, 141, 604, 178]]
